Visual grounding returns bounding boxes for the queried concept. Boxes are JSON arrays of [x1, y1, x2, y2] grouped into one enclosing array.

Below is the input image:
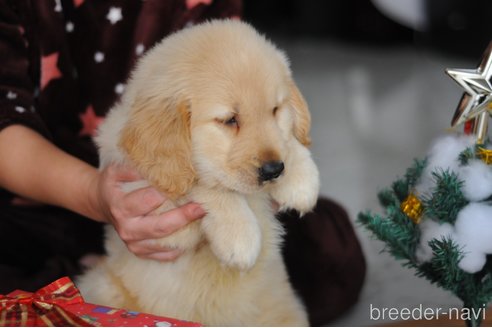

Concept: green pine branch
[[459, 147, 475, 166], [358, 211, 418, 263], [422, 170, 469, 224], [391, 158, 427, 202]]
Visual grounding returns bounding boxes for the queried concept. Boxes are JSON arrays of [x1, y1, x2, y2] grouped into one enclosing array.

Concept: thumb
[[180, 202, 207, 222]]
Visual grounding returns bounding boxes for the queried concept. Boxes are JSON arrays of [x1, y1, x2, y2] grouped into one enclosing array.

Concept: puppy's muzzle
[[258, 161, 284, 182]]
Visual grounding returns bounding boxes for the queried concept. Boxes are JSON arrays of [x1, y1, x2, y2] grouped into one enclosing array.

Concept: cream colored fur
[[77, 20, 319, 326]]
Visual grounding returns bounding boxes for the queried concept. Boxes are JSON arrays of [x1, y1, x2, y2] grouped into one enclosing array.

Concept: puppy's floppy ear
[[289, 81, 311, 146], [119, 96, 195, 200]]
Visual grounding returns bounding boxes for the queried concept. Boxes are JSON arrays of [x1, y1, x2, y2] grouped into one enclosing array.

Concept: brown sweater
[[0, 0, 241, 202]]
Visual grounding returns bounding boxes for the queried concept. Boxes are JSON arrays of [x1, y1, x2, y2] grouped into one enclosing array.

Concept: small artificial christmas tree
[[358, 42, 492, 327]]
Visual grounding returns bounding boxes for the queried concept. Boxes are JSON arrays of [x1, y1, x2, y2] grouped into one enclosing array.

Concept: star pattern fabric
[[66, 21, 74, 32], [106, 7, 123, 24], [73, 0, 85, 8], [0, 0, 242, 202], [114, 83, 125, 94], [135, 44, 145, 56], [186, 0, 213, 9], [94, 51, 105, 63], [54, 0, 62, 12], [79, 105, 105, 137], [40, 52, 62, 90]]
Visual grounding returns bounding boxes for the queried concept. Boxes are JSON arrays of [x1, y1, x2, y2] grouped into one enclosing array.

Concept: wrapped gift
[[0, 277, 201, 327]]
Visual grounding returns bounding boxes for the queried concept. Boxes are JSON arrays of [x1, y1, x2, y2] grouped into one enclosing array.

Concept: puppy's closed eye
[[224, 115, 238, 127], [215, 114, 239, 130]]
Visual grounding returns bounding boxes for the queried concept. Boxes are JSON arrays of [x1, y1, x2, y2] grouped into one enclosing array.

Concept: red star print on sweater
[[79, 105, 104, 137], [40, 52, 62, 90]]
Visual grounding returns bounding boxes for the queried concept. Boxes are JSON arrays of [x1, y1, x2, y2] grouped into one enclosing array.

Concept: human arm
[[0, 125, 205, 260]]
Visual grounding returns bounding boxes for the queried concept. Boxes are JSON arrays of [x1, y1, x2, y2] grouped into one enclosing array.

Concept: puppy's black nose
[[259, 161, 284, 182]]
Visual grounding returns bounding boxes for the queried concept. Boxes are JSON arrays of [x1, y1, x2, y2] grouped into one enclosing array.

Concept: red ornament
[[464, 118, 475, 135]]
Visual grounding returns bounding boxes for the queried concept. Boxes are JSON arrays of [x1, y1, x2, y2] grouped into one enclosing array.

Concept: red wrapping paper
[[0, 277, 201, 327], [0, 277, 93, 326], [62, 302, 201, 327]]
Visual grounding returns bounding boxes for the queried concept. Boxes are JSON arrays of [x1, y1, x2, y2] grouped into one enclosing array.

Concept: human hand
[[94, 164, 206, 261]]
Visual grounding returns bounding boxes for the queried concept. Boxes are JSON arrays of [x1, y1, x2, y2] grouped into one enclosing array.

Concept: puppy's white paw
[[271, 144, 320, 216], [272, 172, 319, 215], [205, 216, 261, 271]]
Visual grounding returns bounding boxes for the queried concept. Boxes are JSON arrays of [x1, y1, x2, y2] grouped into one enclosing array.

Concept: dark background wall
[[242, 0, 492, 59]]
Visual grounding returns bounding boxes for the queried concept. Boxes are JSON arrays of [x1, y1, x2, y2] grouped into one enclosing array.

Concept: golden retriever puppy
[[77, 19, 319, 326]]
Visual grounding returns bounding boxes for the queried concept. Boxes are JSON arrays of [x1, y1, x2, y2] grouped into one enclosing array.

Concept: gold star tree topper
[[446, 41, 492, 144]]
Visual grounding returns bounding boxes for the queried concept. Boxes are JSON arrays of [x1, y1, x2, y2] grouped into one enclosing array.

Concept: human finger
[[141, 249, 184, 262], [126, 238, 184, 261], [122, 202, 206, 241], [118, 186, 166, 218], [126, 239, 178, 256]]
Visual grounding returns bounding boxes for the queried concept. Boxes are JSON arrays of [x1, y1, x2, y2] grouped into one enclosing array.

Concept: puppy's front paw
[[273, 177, 319, 216], [271, 155, 320, 216], [205, 217, 261, 271]]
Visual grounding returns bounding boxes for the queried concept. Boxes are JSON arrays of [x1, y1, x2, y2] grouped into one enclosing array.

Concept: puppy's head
[[119, 20, 311, 198]]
